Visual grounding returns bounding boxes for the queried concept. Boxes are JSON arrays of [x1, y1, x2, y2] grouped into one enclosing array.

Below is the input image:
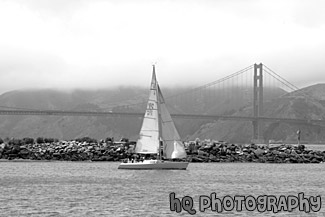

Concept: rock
[[254, 148, 265, 156], [228, 144, 236, 152], [0, 143, 7, 149], [127, 147, 134, 153], [19, 149, 30, 155], [191, 156, 204, 162], [297, 144, 305, 151], [209, 154, 219, 162], [313, 155, 323, 162], [311, 158, 321, 163], [271, 150, 280, 156], [11, 145, 21, 154], [289, 157, 298, 163], [284, 149, 291, 154], [303, 153, 313, 159], [198, 150, 209, 157], [278, 151, 287, 158], [8, 154, 18, 159], [105, 156, 114, 161], [188, 142, 196, 153]]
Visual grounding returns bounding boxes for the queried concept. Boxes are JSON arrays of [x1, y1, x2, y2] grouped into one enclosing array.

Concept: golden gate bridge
[[1, 63, 325, 141]]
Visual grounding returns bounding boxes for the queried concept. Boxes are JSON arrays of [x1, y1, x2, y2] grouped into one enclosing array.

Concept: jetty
[[0, 138, 324, 163]]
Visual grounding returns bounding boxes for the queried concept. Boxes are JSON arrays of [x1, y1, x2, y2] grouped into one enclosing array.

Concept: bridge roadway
[[0, 109, 325, 125]]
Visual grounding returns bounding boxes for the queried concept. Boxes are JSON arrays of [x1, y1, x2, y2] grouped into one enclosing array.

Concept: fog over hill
[[0, 84, 324, 143]]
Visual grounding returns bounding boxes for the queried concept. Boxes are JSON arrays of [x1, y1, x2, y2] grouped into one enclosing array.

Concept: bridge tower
[[252, 63, 263, 142]]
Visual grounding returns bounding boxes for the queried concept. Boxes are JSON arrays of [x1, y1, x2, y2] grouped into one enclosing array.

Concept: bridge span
[[1, 109, 324, 126]]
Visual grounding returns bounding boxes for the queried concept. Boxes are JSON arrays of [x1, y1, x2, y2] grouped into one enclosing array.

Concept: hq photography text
[[169, 192, 321, 215]]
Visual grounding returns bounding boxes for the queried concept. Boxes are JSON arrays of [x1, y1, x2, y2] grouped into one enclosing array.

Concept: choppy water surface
[[0, 162, 324, 216]]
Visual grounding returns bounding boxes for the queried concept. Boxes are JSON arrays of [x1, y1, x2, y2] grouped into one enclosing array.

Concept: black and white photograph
[[0, 0, 324, 216]]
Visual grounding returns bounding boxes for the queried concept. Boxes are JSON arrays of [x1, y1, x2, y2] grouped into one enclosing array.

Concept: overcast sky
[[0, 0, 324, 94]]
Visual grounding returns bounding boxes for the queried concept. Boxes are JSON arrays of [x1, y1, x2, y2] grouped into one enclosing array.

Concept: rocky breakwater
[[186, 140, 325, 163], [0, 140, 135, 161], [0, 139, 324, 163]]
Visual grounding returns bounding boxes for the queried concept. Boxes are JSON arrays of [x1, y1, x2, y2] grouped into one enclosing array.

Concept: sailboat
[[118, 65, 189, 170]]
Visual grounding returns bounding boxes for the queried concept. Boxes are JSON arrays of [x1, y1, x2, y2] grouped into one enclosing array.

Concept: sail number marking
[[146, 102, 155, 116]]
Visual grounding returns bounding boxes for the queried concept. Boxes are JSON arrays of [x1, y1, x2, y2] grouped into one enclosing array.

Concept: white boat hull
[[118, 160, 189, 170]]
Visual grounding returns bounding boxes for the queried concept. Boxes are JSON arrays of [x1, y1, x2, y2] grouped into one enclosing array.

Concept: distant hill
[[0, 88, 147, 140], [1, 84, 322, 143]]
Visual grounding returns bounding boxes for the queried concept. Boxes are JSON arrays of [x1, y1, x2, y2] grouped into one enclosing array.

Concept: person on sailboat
[[159, 140, 164, 157]]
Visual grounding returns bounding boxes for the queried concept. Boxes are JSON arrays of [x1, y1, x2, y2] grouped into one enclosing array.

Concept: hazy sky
[[0, 0, 324, 94]]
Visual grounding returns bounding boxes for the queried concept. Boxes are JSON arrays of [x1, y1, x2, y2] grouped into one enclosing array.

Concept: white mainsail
[[158, 85, 187, 159], [134, 67, 160, 154], [135, 65, 187, 159]]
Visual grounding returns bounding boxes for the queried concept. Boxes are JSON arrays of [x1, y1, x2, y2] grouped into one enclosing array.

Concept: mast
[[154, 65, 163, 160], [158, 100, 162, 160]]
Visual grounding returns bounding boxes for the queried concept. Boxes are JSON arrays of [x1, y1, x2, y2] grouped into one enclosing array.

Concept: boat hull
[[118, 160, 189, 170]]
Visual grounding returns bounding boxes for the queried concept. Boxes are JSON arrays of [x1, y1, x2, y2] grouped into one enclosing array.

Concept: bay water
[[0, 161, 324, 216]]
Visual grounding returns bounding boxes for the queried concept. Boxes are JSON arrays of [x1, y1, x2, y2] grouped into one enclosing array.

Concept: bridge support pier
[[252, 63, 263, 143]]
